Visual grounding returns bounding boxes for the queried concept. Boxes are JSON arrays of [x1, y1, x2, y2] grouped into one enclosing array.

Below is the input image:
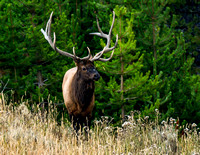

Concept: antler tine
[[73, 47, 77, 59], [90, 16, 107, 39], [89, 11, 118, 62], [86, 47, 92, 59], [108, 11, 115, 36], [41, 12, 78, 59], [79, 47, 92, 60], [47, 12, 53, 39], [98, 49, 115, 62]]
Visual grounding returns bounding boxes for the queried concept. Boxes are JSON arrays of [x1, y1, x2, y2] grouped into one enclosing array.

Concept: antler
[[41, 11, 118, 62], [89, 11, 118, 62], [41, 12, 91, 60]]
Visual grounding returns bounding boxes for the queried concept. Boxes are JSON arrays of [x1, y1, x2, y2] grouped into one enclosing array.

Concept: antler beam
[[41, 12, 76, 59], [89, 11, 118, 62]]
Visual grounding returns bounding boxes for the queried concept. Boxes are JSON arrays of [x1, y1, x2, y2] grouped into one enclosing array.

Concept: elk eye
[[82, 67, 86, 71]]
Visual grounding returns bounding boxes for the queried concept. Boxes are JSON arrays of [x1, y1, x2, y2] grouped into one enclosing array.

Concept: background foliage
[[0, 0, 200, 126]]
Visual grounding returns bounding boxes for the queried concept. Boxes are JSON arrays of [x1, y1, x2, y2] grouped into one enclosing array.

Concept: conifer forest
[[1, 0, 200, 127]]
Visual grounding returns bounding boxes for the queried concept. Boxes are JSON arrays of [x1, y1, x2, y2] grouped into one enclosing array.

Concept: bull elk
[[41, 11, 118, 133]]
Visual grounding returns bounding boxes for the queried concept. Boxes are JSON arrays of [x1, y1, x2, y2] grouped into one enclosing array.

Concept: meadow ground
[[0, 93, 199, 155]]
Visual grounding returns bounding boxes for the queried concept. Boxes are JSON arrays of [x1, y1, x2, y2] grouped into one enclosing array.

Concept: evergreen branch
[[159, 31, 172, 44], [97, 68, 121, 75], [123, 86, 136, 93], [116, 86, 136, 93], [16, 0, 31, 11], [123, 79, 148, 93], [141, 0, 152, 17], [124, 97, 138, 101], [124, 68, 134, 74], [137, 37, 152, 46], [40, 55, 60, 65], [154, 1, 167, 18], [160, 91, 171, 105], [116, 86, 137, 93]]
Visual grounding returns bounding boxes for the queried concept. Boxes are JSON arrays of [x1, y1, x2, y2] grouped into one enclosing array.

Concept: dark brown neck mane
[[71, 71, 95, 110]]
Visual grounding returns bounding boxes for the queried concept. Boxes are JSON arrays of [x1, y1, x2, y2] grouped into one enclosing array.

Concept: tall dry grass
[[0, 93, 199, 155]]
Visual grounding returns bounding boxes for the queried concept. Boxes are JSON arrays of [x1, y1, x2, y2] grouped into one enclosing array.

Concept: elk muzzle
[[93, 72, 100, 81], [92, 70, 100, 81], [87, 67, 100, 81]]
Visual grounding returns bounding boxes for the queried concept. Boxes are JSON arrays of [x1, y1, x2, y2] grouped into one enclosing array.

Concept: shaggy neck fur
[[71, 71, 95, 111]]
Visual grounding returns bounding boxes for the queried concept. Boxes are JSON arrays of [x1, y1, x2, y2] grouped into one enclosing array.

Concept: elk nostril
[[93, 73, 100, 80]]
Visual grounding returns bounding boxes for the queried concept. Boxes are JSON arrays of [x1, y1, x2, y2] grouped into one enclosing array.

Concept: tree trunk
[[152, 0, 157, 77], [37, 70, 43, 103], [119, 15, 125, 122], [152, 0, 157, 104], [121, 61, 124, 122], [37, 70, 44, 88]]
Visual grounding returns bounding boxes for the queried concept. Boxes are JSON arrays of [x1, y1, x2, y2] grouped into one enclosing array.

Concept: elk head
[[74, 59, 100, 81], [41, 11, 118, 80]]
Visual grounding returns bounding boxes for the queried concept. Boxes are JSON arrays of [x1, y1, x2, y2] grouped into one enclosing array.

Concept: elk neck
[[71, 71, 95, 110]]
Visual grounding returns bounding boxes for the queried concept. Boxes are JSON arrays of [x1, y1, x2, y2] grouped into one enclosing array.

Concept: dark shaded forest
[[0, 0, 200, 126]]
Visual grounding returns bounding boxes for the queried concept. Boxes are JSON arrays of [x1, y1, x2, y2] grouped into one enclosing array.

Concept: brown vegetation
[[0, 93, 199, 154]]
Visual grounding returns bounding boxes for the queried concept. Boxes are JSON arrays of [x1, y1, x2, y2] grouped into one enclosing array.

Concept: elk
[[41, 11, 118, 133]]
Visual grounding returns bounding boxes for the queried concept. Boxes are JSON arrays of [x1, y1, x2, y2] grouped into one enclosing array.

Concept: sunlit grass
[[0, 93, 199, 154]]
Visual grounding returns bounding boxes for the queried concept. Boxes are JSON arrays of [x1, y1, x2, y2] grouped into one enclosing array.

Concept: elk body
[[41, 11, 118, 132]]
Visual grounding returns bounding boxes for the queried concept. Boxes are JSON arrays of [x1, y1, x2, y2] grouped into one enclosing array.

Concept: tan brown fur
[[61, 60, 100, 133], [62, 67, 95, 118]]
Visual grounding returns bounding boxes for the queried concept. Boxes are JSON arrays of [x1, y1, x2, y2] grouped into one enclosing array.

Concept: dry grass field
[[0, 93, 199, 155]]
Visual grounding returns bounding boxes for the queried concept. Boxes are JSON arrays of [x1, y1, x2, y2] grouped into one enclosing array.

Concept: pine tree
[[0, 0, 74, 103], [132, 0, 200, 124], [95, 6, 160, 123], [0, 0, 27, 100]]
